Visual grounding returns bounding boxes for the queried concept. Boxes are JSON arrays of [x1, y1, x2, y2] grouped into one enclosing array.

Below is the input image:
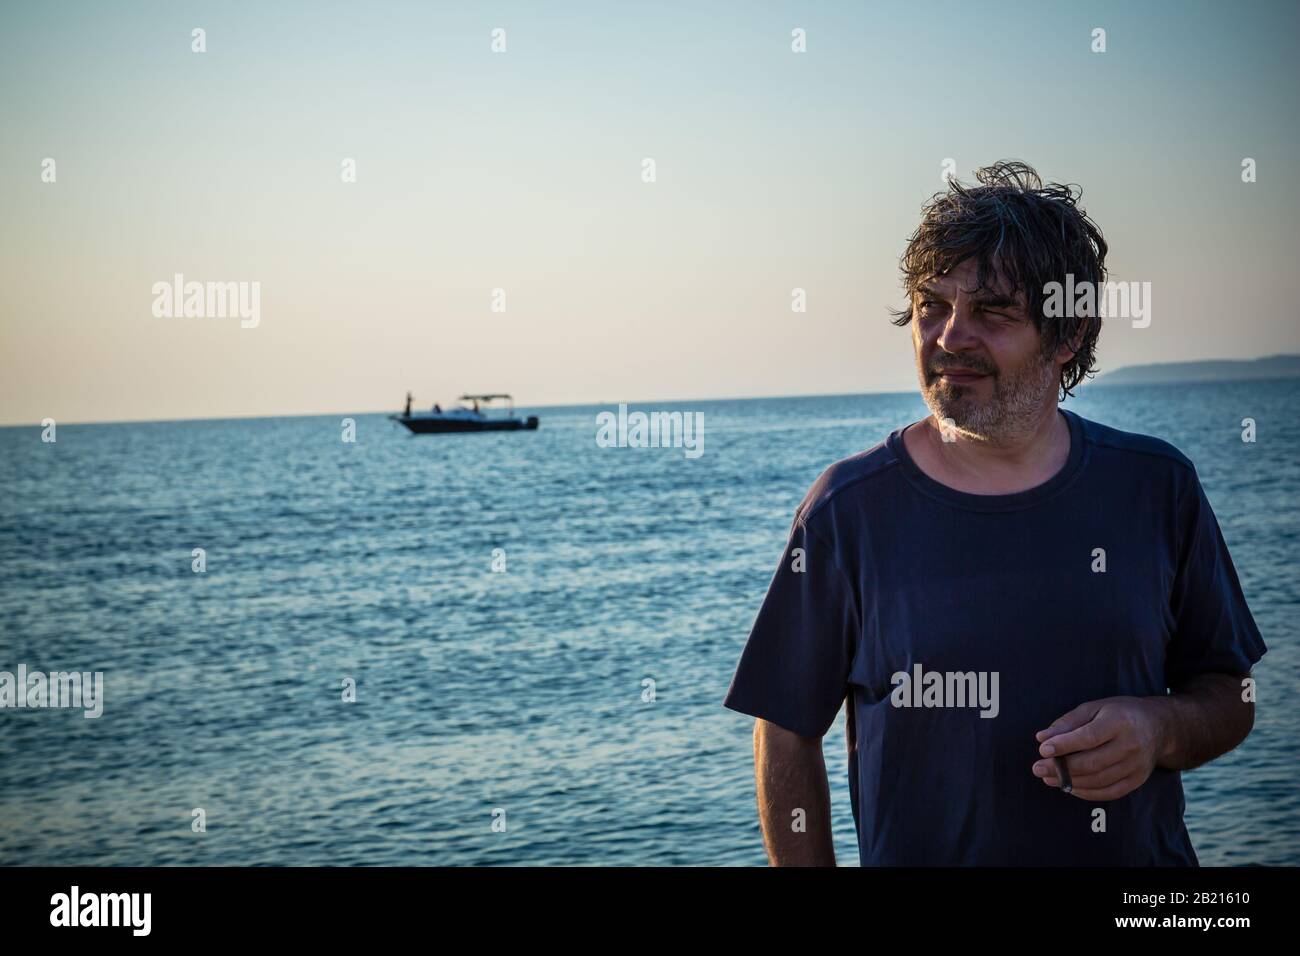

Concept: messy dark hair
[[890, 161, 1108, 400]]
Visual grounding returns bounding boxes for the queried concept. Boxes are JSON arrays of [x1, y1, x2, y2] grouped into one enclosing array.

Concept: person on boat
[[433, 403, 442, 413], [404, 392, 412, 417]]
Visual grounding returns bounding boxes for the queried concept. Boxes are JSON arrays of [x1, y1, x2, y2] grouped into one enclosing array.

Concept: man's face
[[910, 257, 1062, 442]]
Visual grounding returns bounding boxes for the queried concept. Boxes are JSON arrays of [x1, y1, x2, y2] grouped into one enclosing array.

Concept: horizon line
[[2, 384, 919, 430], [7, 366, 1299, 429]]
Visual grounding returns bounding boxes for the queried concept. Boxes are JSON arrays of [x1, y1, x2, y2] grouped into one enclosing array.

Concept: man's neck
[[905, 406, 1071, 496]]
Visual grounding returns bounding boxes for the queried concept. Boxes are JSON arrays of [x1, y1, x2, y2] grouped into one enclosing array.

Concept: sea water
[[0, 380, 1295, 865]]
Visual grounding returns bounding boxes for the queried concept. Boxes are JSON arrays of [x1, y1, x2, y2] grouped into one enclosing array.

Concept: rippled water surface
[[1, 381, 1296, 865]]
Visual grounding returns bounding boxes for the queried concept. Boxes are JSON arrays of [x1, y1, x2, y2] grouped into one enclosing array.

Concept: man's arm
[[1149, 671, 1255, 771], [753, 718, 836, 865], [1032, 671, 1256, 799]]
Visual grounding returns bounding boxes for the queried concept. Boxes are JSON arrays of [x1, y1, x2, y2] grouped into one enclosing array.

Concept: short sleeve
[[722, 516, 859, 738], [1166, 469, 1267, 688]]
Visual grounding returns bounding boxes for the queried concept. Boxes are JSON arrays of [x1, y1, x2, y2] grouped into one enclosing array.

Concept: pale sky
[[2, 0, 1298, 425]]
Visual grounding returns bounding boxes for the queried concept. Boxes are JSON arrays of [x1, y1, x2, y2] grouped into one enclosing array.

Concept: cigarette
[[1053, 756, 1073, 794]]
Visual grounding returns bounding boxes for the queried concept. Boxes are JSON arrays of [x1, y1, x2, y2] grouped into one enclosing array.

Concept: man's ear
[[1055, 327, 1087, 364]]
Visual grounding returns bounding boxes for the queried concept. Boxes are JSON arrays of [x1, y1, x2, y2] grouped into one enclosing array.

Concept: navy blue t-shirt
[[723, 408, 1267, 866]]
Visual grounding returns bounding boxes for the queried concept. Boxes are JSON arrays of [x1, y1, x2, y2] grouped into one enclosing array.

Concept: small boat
[[391, 393, 539, 434]]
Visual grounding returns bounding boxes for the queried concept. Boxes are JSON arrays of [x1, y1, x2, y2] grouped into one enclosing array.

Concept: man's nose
[[935, 300, 981, 354]]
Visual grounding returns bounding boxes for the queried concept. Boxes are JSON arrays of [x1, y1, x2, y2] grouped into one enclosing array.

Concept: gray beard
[[920, 353, 1058, 444]]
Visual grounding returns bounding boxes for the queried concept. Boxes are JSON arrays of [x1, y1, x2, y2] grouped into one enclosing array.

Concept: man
[[723, 161, 1266, 866]]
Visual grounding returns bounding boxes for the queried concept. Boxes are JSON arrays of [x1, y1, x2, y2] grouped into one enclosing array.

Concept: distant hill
[[1092, 354, 1300, 386]]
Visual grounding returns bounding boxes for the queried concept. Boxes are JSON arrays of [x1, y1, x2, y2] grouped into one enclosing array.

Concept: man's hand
[[1031, 696, 1166, 801], [1032, 674, 1256, 801]]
